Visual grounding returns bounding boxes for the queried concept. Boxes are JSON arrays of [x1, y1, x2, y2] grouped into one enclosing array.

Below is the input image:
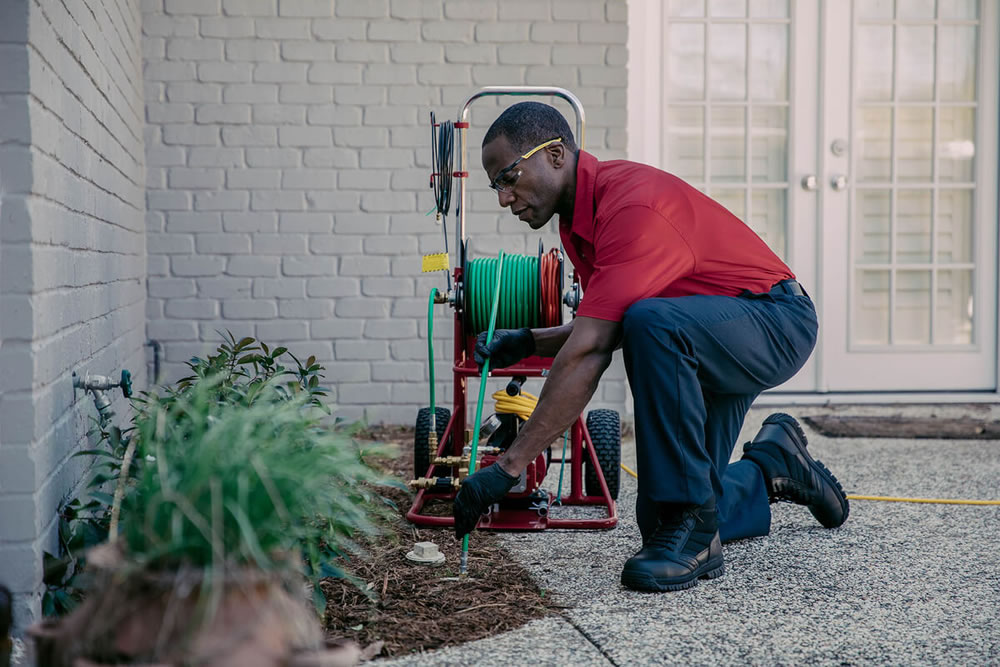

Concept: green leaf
[[88, 491, 115, 507], [73, 449, 118, 460], [237, 354, 258, 365], [312, 585, 327, 616], [272, 346, 287, 358]]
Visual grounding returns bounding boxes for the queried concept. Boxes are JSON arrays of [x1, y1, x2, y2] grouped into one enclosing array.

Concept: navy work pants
[[621, 291, 818, 543]]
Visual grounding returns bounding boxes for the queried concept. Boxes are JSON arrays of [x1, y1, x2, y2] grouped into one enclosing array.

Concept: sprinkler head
[[405, 541, 445, 566]]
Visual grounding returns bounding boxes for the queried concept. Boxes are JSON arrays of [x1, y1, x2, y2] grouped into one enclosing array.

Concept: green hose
[[461, 250, 507, 576], [427, 287, 438, 418], [466, 255, 539, 332]]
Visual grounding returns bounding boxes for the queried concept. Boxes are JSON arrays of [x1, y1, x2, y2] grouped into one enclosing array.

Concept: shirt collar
[[559, 150, 598, 244]]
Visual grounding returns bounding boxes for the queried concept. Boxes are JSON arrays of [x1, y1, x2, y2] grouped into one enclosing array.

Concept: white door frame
[[626, 0, 1000, 400]]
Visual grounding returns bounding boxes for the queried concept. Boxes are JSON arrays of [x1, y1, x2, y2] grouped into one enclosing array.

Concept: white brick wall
[[0, 0, 147, 628], [143, 0, 628, 426]]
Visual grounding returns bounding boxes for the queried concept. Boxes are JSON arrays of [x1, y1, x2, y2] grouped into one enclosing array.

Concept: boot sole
[[621, 561, 725, 593], [761, 413, 850, 528]]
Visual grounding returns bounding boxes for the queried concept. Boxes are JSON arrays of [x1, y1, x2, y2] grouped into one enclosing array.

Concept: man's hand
[[453, 463, 520, 539], [474, 328, 535, 369]]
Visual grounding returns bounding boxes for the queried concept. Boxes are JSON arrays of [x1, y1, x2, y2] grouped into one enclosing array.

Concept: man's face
[[481, 135, 564, 230]]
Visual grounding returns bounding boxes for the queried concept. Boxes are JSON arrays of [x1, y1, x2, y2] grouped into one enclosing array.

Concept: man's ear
[[548, 142, 567, 169]]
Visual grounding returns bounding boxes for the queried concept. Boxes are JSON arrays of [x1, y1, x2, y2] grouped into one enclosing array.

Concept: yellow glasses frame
[[489, 138, 563, 193]]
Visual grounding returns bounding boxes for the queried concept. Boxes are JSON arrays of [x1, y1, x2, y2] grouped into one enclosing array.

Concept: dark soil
[[321, 425, 558, 660]]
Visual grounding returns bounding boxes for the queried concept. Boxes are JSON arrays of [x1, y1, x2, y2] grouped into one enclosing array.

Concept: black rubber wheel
[[584, 409, 621, 500], [415, 407, 450, 478]]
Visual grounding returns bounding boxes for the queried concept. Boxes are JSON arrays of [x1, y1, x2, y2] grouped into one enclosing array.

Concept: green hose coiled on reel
[[465, 255, 539, 332]]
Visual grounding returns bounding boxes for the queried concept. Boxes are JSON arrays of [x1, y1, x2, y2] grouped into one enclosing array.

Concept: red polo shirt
[[558, 151, 794, 322]]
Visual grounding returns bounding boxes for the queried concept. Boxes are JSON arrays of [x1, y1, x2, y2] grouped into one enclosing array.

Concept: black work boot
[[620, 500, 724, 592], [742, 413, 849, 528]]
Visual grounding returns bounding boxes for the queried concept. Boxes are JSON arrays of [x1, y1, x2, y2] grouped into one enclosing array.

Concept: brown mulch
[[321, 425, 559, 660], [803, 415, 1000, 440]]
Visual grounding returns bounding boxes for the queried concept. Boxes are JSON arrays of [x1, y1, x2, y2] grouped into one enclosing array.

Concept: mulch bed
[[321, 425, 559, 660]]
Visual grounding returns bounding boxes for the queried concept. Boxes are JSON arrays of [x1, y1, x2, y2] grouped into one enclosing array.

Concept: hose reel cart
[[407, 87, 620, 532]]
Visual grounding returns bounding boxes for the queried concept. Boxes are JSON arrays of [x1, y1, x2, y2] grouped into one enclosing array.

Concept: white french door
[[628, 0, 998, 392]]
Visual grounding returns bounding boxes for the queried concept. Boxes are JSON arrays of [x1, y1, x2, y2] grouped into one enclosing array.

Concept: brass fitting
[[408, 477, 461, 490], [433, 291, 449, 304], [432, 455, 470, 467], [428, 430, 438, 459]]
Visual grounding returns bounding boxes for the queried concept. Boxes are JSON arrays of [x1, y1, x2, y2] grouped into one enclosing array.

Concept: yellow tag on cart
[[422, 253, 449, 273]]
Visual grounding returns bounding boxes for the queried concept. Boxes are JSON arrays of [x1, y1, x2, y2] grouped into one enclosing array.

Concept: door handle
[[801, 175, 818, 191], [831, 175, 848, 191]]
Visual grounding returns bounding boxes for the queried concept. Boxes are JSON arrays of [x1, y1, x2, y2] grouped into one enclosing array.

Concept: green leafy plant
[[44, 333, 393, 617]]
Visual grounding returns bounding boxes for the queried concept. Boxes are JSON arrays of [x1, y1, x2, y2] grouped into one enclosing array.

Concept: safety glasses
[[488, 138, 563, 193]]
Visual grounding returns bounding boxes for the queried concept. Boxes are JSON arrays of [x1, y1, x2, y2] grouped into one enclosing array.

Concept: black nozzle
[[505, 375, 527, 396]]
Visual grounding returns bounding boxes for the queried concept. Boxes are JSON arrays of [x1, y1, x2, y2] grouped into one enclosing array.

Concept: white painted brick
[[256, 319, 309, 341], [475, 22, 530, 42], [169, 167, 224, 189], [223, 211, 278, 232], [149, 319, 200, 340], [305, 190, 360, 211], [367, 20, 420, 41], [364, 236, 418, 255], [444, 1, 495, 19], [278, 299, 331, 319], [149, 278, 197, 298], [148, 233, 195, 254], [146, 61, 196, 81], [281, 41, 334, 61], [148, 190, 191, 210], [391, 42, 445, 63], [278, 0, 332, 16], [337, 382, 390, 404], [166, 211, 222, 233], [581, 65, 627, 88], [222, 0, 276, 16], [388, 86, 438, 106], [252, 233, 306, 255], [333, 213, 389, 234], [362, 277, 415, 297], [333, 127, 387, 147], [389, 0, 441, 19], [530, 22, 578, 42], [417, 64, 470, 85], [335, 340, 389, 362], [195, 191, 250, 210], [366, 317, 417, 339], [256, 18, 311, 39], [307, 277, 360, 297], [310, 234, 363, 254], [166, 82, 222, 102], [278, 86, 330, 105], [253, 277, 306, 297], [254, 62, 308, 83], [225, 39, 278, 61], [360, 191, 415, 212], [196, 104, 251, 124], [359, 148, 413, 169], [580, 21, 627, 43], [500, 1, 552, 20], [337, 43, 388, 64], [226, 168, 280, 189], [390, 339, 428, 360], [222, 125, 277, 146], [280, 212, 332, 232], [363, 64, 417, 85], [307, 105, 361, 125], [166, 0, 221, 14], [173, 255, 226, 276], [311, 18, 366, 40], [317, 357, 368, 380], [198, 62, 253, 83], [145, 13, 197, 36], [196, 233, 251, 254], [282, 256, 336, 276], [163, 125, 219, 145], [251, 190, 305, 210], [278, 125, 331, 147], [372, 361, 423, 382], [222, 299, 277, 319], [246, 147, 300, 167], [195, 277, 252, 298], [199, 16, 254, 37], [336, 297, 389, 318], [336, 0, 388, 18], [307, 62, 362, 85], [224, 83, 278, 103], [227, 256, 279, 276], [166, 37, 223, 60], [446, 44, 496, 65], [148, 103, 195, 123], [551, 44, 605, 66], [340, 170, 389, 193], [165, 299, 219, 318], [147, 146, 186, 166], [303, 147, 358, 168], [553, 0, 603, 20], [281, 169, 335, 189]]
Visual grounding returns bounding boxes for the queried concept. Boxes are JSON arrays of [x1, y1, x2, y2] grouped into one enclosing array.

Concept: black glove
[[453, 463, 520, 539], [474, 328, 535, 369]]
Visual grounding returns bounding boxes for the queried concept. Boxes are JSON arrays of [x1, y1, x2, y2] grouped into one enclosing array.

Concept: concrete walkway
[[383, 405, 1000, 666]]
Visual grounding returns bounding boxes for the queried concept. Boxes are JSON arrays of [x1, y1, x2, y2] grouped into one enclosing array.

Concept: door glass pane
[[856, 190, 891, 264], [937, 107, 975, 182], [896, 0, 936, 19], [857, 107, 892, 182], [749, 0, 787, 18], [857, 0, 893, 19], [670, 0, 706, 17], [711, 188, 745, 219], [894, 270, 932, 343], [710, 106, 745, 181], [750, 24, 788, 101], [710, 0, 746, 18], [669, 23, 706, 100], [856, 26, 894, 101], [897, 26, 935, 101], [938, 26, 977, 101], [939, 0, 978, 20], [751, 106, 787, 182], [935, 269, 974, 344], [896, 190, 932, 263], [937, 189, 974, 263], [751, 189, 786, 258], [854, 270, 890, 344], [666, 106, 705, 179], [896, 107, 933, 182], [709, 24, 747, 100]]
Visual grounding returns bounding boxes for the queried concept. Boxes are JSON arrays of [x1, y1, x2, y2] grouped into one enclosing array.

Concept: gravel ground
[[382, 405, 1000, 666]]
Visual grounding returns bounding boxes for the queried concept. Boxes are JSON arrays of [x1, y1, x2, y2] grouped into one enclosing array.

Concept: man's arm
[[530, 320, 575, 357], [498, 316, 620, 474]]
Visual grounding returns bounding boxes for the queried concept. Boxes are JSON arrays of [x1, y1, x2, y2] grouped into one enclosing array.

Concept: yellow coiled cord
[[492, 389, 538, 422]]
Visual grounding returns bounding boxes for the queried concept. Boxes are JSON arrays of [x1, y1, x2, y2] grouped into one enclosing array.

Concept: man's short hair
[[482, 102, 578, 154]]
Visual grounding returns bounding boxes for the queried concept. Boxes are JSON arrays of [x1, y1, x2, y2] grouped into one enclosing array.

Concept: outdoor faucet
[[73, 369, 133, 428]]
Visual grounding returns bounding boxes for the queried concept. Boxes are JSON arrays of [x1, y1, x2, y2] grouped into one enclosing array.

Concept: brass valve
[[433, 455, 470, 467], [408, 476, 462, 490]]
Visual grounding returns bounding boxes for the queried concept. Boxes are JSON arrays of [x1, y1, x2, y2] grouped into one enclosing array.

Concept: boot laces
[[647, 507, 702, 550]]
